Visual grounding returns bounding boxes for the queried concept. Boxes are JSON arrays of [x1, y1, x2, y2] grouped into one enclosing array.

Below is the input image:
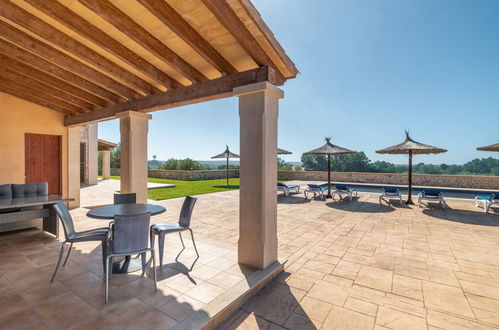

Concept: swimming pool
[[329, 183, 497, 200]]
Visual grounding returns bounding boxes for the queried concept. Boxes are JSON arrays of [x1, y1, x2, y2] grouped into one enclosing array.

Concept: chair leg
[[158, 233, 165, 267], [140, 252, 147, 277], [62, 242, 73, 267], [51, 242, 66, 282], [151, 249, 157, 292], [101, 242, 107, 277], [105, 255, 110, 304], [189, 229, 200, 259], [175, 232, 186, 262]]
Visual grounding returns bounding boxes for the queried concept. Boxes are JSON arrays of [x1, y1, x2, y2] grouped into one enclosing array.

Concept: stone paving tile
[[323, 305, 375, 330], [422, 281, 475, 318]]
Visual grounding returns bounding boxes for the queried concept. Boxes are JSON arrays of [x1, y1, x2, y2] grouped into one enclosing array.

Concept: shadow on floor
[[326, 200, 395, 213], [422, 207, 499, 226], [277, 194, 312, 204], [0, 228, 208, 328], [217, 271, 316, 329]]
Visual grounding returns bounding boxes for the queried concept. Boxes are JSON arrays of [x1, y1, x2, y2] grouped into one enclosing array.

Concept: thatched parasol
[[376, 131, 447, 204], [278, 148, 292, 155], [211, 145, 240, 186], [477, 143, 499, 152], [303, 137, 356, 198]]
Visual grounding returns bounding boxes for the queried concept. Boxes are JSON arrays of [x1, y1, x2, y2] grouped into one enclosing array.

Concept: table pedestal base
[[112, 255, 143, 274]]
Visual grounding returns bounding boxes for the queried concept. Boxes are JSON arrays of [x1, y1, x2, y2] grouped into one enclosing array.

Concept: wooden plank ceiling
[[0, 0, 298, 125]]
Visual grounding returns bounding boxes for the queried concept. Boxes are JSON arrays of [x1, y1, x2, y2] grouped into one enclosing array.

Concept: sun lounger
[[475, 194, 497, 213], [277, 182, 300, 196], [418, 189, 446, 208], [332, 184, 357, 201], [379, 187, 403, 205], [304, 183, 328, 200]]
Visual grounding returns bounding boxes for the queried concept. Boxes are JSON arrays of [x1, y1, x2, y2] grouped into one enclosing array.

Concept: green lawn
[[110, 176, 240, 200]]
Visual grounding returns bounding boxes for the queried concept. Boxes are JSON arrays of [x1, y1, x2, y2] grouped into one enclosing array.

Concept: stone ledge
[[172, 260, 286, 330]]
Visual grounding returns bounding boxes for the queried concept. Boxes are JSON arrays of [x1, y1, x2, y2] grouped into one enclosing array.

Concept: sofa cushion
[[0, 184, 12, 199], [12, 182, 48, 198]]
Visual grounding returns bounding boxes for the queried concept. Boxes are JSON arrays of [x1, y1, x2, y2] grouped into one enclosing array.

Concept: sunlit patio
[[1, 181, 498, 329]]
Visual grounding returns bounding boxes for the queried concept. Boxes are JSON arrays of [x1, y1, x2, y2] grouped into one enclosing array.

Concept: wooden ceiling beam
[[0, 39, 121, 104], [0, 53, 109, 108], [23, 0, 182, 89], [0, 81, 78, 116], [0, 19, 135, 100], [201, 0, 280, 70], [0, 75, 87, 114], [65, 66, 283, 127], [0, 1, 157, 96], [137, 0, 238, 75], [78, 0, 208, 83], [0, 66, 93, 111]]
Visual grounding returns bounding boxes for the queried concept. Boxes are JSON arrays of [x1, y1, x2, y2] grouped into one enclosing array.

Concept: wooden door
[[25, 133, 62, 195]]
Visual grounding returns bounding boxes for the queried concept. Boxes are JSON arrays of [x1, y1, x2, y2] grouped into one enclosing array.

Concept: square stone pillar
[[67, 126, 80, 208], [117, 111, 152, 203], [234, 81, 284, 269], [87, 123, 98, 185], [101, 150, 111, 180]]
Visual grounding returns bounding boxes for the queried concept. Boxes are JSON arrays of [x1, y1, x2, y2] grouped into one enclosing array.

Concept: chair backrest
[[423, 189, 441, 197], [384, 187, 399, 194], [0, 184, 12, 199], [113, 193, 136, 205], [335, 184, 348, 191], [112, 212, 150, 254], [12, 182, 48, 198], [178, 196, 197, 228], [53, 202, 76, 240]]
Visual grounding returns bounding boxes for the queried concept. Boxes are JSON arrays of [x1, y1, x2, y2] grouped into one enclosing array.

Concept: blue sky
[[99, 0, 499, 165]]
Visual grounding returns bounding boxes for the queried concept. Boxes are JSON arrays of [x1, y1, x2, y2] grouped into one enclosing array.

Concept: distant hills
[[148, 160, 301, 169]]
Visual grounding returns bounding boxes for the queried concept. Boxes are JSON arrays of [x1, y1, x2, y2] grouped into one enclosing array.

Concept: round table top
[[87, 203, 166, 219]]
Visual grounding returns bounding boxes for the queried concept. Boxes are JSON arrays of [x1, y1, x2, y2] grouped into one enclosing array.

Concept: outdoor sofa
[[417, 189, 446, 208], [277, 182, 300, 196], [379, 187, 403, 205]]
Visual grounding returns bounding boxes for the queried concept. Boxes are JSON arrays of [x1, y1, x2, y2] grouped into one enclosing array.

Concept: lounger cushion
[[384, 187, 398, 194], [423, 190, 441, 197], [307, 184, 319, 189], [277, 183, 287, 188], [335, 184, 348, 190], [0, 184, 12, 199]]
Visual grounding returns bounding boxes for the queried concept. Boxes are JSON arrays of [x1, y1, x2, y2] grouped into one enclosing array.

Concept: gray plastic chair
[[105, 212, 156, 304], [113, 193, 136, 205], [51, 202, 110, 282], [150, 196, 199, 267]]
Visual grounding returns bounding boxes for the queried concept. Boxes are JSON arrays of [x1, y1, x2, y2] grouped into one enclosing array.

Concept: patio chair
[[332, 184, 358, 201], [113, 193, 136, 204], [50, 202, 110, 282], [304, 183, 328, 200], [379, 187, 403, 205], [277, 182, 300, 196], [150, 196, 199, 268], [105, 212, 156, 304], [475, 194, 497, 213], [418, 189, 446, 208]]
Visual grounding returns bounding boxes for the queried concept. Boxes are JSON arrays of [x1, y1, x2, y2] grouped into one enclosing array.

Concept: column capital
[[233, 81, 284, 99], [116, 110, 152, 120]]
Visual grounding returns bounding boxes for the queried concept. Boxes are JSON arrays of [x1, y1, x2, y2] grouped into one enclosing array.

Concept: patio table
[[0, 195, 74, 236], [86, 203, 166, 274]]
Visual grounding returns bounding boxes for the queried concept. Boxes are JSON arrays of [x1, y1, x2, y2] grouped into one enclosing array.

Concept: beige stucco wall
[[0, 92, 76, 204]]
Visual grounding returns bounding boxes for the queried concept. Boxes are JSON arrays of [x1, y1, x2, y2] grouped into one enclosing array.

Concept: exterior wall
[[277, 170, 499, 190], [0, 92, 75, 202]]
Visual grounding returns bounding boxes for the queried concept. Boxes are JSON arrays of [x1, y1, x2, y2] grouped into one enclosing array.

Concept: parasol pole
[[327, 154, 332, 198], [226, 156, 229, 186], [406, 150, 414, 204]]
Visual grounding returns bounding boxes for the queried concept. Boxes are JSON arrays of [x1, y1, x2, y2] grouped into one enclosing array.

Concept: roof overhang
[[97, 138, 117, 151], [0, 0, 298, 126]]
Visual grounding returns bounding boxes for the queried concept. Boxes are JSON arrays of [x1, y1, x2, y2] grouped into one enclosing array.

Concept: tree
[[218, 165, 240, 169], [110, 143, 120, 169], [159, 158, 179, 170], [158, 158, 204, 170], [331, 152, 371, 172], [301, 154, 328, 171], [277, 157, 292, 170], [152, 155, 157, 161]]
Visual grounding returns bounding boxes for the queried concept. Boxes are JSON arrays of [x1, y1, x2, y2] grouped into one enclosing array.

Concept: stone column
[[234, 81, 284, 269], [87, 123, 98, 185], [117, 111, 151, 203], [67, 126, 80, 208], [101, 150, 111, 180]]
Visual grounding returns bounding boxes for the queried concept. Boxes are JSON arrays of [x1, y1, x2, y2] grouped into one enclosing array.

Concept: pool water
[[330, 183, 496, 200]]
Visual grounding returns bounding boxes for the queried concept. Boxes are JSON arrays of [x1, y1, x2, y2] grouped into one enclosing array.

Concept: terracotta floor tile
[[185, 282, 225, 304]]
